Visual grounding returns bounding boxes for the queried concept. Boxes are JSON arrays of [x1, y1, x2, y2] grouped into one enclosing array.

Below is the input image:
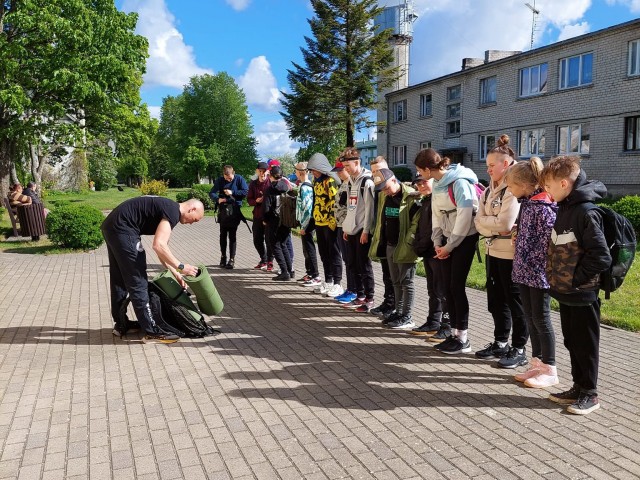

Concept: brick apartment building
[[382, 18, 640, 196]]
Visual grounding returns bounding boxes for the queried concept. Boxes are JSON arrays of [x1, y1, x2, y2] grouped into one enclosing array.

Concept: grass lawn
[[2, 189, 638, 331]]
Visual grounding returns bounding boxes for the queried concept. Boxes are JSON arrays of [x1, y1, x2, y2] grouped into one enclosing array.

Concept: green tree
[[295, 134, 347, 165], [281, 0, 396, 147], [183, 145, 207, 184], [0, 0, 148, 193], [88, 144, 118, 191]]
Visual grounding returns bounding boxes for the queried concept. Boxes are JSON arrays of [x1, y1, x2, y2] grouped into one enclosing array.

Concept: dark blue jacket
[[209, 175, 248, 206]]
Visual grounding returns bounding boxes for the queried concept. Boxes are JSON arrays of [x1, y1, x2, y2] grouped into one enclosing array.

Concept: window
[[629, 39, 640, 76], [446, 121, 460, 136], [420, 141, 432, 150], [558, 123, 590, 154], [519, 63, 548, 96], [392, 100, 407, 122], [446, 103, 460, 119], [420, 94, 432, 117], [479, 135, 496, 160], [392, 145, 407, 166], [480, 76, 497, 104], [559, 53, 593, 89], [518, 129, 545, 157], [625, 116, 640, 151], [446, 84, 461, 101]]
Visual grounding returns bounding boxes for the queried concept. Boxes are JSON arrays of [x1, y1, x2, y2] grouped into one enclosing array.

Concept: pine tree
[[281, 0, 396, 147]]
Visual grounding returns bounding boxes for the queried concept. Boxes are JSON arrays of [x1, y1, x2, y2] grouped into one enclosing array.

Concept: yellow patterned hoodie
[[307, 153, 339, 230]]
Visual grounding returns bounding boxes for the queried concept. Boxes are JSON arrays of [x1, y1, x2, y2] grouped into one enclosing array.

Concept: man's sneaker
[[326, 284, 344, 298], [335, 291, 357, 303], [381, 311, 400, 326], [370, 303, 394, 316], [314, 282, 332, 294], [298, 274, 312, 283], [303, 277, 322, 287], [254, 262, 267, 270], [439, 337, 472, 355], [265, 263, 274, 272], [409, 320, 441, 336], [475, 341, 510, 360], [289, 270, 295, 280], [342, 298, 366, 309], [387, 315, 416, 330], [272, 273, 292, 281], [143, 333, 180, 344], [355, 300, 375, 313], [548, 385, 581, 405], [497, 346, 528, 369], [219, 256, 227, 268], [112, 321, 141, 337], [427, 324, 452, 343], [567, 392, 600, 415], [434, 334, 457, 350]]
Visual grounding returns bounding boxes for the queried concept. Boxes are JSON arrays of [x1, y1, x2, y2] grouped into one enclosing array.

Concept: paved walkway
[[0, 217, 639, 480]]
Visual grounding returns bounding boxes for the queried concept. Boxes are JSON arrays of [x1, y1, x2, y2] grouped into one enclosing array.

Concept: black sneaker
[[112, 321, 141, 337], [371, 303, 394, 316], [497, 346, 528, 369], [548, 385, 581, 405], [272, 273, 292, 281], [409, 320, 441, 336], [387, 315, 416, 330], [439, 337, 472, 355], [225, 258, 235, 269], [143, 333, 180, 344], [475, 341, 510, 360], [567, 392, 600, 415], [381, 312, 400, 326], [219, 256, 227, 268], [427, 324, 451, 343]]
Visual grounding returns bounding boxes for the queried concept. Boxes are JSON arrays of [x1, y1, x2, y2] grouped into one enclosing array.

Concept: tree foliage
[[281, 0, 397, 147], [0, 0, 148, 192], [152, 73, 258, 185]]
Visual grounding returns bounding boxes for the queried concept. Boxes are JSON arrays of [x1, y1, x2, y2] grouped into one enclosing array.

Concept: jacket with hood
[[342, 169, 375, 236], [296, 180, 314, 230], [247, 177, 271, 220], [546, 170, 611, 305], [262, 178, 292, 225], [431, 164, 479, 253], [413, 193, 436, 258], [511, 189, 557, 290], [475, 177, 521, 260], [307, 153, 340, 230]]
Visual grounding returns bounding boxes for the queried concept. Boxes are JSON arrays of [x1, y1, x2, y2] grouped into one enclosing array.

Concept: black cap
[[257, 161, 269, 170], [373, 168, 395, 191]]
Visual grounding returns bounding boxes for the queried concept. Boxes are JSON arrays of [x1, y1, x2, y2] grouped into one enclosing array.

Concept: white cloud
[[122, 0, 212, 89], [401, 0, 593, 83], [557, 21, 591, 41], [255, 120, 298, 157], [237, 56, 282, 111], [605, 0, 640, 12], [147, 106, 161, 120], [225, 0, 251, 11]]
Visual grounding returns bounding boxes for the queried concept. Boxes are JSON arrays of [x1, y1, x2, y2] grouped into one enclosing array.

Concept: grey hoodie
[[307, 153, 342, 184], [342, 168, 375, 235]]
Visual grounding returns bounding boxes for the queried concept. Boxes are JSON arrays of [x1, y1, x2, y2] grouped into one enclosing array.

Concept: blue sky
[[119, 0, 640, 158]]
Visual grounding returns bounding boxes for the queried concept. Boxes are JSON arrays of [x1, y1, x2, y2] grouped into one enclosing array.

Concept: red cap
[[331, 161, 344, 172], [267, 158, 280, 167]]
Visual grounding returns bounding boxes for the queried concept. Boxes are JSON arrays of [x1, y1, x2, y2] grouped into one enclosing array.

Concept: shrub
[[139, 179, 168, 196], [175, 191, 189, 203], [611, 195, 640, 234], [391, 166, 413, 183], [188, 184, 215, 210], [46, 204, 105, 250]]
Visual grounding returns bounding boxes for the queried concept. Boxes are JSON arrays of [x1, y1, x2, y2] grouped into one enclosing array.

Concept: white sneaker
[[303, 277, 322, 287], [314, 282, 332, 294], [326, 284, 344, 298]]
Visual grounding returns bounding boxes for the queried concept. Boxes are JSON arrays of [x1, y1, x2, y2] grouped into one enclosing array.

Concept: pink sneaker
[[514, 357, 542, 382], [524, 363, 559, 389]]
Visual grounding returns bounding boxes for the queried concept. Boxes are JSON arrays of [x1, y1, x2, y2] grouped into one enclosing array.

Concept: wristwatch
[[176, 263, 185, 272]]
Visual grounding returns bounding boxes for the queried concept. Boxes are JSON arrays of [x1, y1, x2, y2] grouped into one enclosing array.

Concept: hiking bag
[[279, 190, 299, 228], [447, 180, 486, 206], [591, 206, 637, 299]]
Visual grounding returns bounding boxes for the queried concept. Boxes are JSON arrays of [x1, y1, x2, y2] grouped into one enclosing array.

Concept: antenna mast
[[524, 1, 540, 50]]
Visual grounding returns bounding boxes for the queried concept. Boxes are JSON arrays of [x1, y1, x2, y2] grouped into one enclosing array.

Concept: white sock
[[453, 329, 458, 337], [497, 341, 508, 348], [458, 330, 468, 343]]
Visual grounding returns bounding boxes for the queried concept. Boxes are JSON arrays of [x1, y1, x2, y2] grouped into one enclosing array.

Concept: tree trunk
[[0, 138, 13, 198]]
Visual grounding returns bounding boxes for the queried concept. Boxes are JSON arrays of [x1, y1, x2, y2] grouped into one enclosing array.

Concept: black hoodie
[[546, 170, 611, 305]]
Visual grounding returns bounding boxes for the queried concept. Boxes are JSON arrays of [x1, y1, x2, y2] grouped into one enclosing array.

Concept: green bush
[[175, 191, 189, 203], [611, 195, 640, 234], [391, 166, 413, 182], [188, 184, 215, 210], [139, 179, 168, 196], [46, 204, 105, 250]]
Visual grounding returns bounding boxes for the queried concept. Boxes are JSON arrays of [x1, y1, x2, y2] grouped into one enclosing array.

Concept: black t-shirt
[[383, 190, 402, 246], [103, 196, 180, 235]]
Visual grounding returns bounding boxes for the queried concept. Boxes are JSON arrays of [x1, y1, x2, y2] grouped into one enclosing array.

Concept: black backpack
[[279, 190, 299, 228], [590, 206, 637, 299], [148, 282, 220, 338]]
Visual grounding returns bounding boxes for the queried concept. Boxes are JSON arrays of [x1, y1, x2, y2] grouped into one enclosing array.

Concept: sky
[[118, 0, 640, 159]]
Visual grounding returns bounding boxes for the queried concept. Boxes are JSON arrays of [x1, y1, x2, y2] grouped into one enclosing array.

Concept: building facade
[[382, 19, 640, 196]]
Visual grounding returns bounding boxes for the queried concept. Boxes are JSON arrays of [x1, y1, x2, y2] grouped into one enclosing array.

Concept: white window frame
[[392, 100, 407, 123], [446, 84, 461, 101], [420, 141, 432, 150], [558, 123, 590, 155], [519, 63, 548, 97], [446, 120, 460, 136], [479, 135, 496, 161], [629, 39, 640, 76], [559, 53, 593, 89], [392, 145, 407, 166], [479, 76, 497, 105], [419, 94, 432, 117], [518, 129, 546, 157], [625, 116, 640, 151]]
